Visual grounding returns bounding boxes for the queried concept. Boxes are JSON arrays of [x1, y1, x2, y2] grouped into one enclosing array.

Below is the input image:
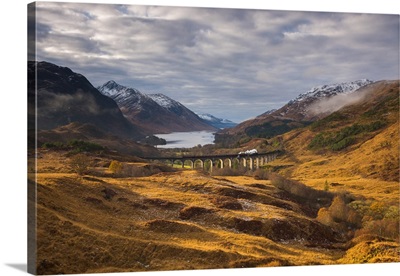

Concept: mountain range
[[97, 81, 217, 134], [215, 79, 374, 147], [30, 60, 393, 154], [29, 61, 226, 137], [29, 61, 229, 153]]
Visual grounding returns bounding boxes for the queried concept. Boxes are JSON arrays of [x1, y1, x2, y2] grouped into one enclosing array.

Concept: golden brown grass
[[30, 150, 357, 274], [269, 122, 399, 202], [338, 235, 399, 264]]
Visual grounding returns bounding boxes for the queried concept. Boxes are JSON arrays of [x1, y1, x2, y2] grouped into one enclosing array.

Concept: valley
[[28, 61, 399, 274]]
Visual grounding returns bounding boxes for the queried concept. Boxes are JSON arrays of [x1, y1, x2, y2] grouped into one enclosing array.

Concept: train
[[237, 149, 258, 157]]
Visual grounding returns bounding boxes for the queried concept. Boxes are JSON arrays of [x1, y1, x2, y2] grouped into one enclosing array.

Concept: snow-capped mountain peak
[[272, 79, 374, 120], [197, 113, 220, 122], [289, 79, 373, 104], [98, 80, 143, 98], [148, 93, 183, 110], [97, 80, 217, 133]]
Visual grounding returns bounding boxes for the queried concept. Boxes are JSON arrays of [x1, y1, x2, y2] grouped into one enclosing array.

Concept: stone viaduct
[[144, 150, 281, 172]]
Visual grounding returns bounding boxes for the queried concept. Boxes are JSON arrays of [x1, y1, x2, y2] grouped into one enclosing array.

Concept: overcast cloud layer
[[32, 2, 399, 122]]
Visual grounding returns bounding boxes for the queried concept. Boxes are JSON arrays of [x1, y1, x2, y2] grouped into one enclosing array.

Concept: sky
[[30, 1, 399, 123]]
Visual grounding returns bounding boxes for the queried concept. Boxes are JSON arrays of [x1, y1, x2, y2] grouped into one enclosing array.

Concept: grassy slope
[[280, 124, 399, 202], [31, 150, 348, 275]]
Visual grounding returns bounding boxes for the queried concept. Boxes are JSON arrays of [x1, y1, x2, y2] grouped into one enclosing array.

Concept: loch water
[[154, 131, 216, 148]]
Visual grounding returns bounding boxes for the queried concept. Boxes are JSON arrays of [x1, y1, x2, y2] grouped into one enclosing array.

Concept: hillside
[[259, 80, 399, 254], [276, 80, 399, 182], [37, 122, 160, 157]]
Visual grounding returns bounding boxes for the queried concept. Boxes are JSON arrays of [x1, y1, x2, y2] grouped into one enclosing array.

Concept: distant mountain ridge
[[196, 113, 237, 129], [97, 81, 217, 134]]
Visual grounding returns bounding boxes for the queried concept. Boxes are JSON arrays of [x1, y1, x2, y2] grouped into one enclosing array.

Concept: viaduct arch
[[145, 150, 281, 172]]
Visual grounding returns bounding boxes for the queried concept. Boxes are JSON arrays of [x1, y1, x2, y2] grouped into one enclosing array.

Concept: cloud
[[38, 89, 102, 116], [33, 2, 399, 122], [307, 91, 368, 116]]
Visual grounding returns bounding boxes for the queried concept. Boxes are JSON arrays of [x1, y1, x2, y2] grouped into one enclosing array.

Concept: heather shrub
[[69, 153, 91, 175], [253, 169, 270, 180], [68, 140, 105, 153], [324, 180, 330, 191], [317, 207, 340, 229], [42, 140, 105, 153], [308, 120, 387, 151], [329, 196, 362, 227], [128, 165, 164, 177], [356, 218, 399, 241], [268, 173, 333, 201], [42, 141, 64, 149], [354, 202, 400, 241], [317, 195, 365, 235], [212, 166, 248, 176], [109, 163, 174, 178], [109, 160, 123, 175]]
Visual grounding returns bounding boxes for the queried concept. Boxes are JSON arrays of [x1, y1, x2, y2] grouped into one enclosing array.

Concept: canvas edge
[[27, 2, 37, 275]]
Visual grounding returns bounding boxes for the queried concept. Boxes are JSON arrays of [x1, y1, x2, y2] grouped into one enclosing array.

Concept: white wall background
[[0, 1, 398, 276]]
